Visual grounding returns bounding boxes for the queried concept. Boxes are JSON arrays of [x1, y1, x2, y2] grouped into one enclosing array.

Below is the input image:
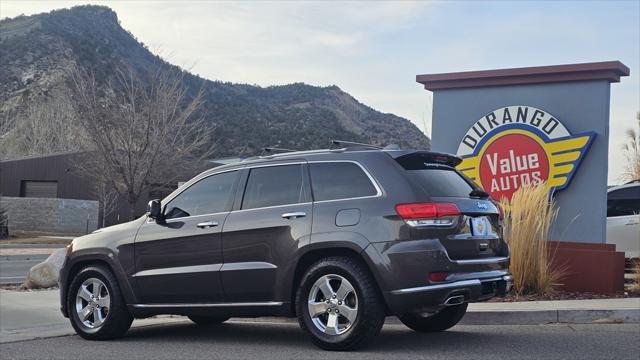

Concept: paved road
[[1, 322, 638, 359], [0, 258, 43, 284]]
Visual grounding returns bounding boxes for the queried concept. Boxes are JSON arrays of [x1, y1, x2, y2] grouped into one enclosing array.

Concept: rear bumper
[[385, 271, 512, 315]]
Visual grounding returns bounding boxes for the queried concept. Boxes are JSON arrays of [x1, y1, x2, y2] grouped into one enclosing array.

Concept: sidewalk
[[1, 289, 638, 343], [0, 289, 185, 343], [461, 298, 640, 325]]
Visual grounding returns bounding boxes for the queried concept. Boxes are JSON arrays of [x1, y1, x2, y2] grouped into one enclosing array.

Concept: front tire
[[67, 265, 133, 340], [188, 315, 230, 325], [295, 256, 385, 351], [399, 303, 468, 332]]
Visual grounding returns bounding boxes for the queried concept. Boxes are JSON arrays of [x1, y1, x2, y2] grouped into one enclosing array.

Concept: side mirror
[[147, 199, 164, 223]]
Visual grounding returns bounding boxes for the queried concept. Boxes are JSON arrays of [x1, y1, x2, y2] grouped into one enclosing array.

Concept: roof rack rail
[[260, 147, 298, 156], [329, 140, 383, 150]]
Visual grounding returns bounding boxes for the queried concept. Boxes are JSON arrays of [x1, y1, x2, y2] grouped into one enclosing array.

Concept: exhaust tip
[[443, 295, 465, 306]]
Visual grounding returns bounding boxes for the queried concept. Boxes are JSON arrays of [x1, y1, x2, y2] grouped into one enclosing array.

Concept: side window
[[309, 162, 378, 201], [242, 165, 305, 209], [607, 187, 640, 217], [164, 171, 238, 219]]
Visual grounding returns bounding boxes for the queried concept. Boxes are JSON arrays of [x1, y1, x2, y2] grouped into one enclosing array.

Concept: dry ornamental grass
[[632, 264, 640, 293], [500, 183, 565, 296]]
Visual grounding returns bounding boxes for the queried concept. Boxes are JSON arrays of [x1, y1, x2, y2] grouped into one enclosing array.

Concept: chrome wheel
[[75, 278, 110, 329], [307, 274, 358, 335]]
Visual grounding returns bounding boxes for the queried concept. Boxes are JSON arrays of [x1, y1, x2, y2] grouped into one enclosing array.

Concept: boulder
[[22, 248, 65, 289]]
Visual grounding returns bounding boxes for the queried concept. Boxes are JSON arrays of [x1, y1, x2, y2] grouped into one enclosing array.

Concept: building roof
[[416, 61, 630, 91], [0, 151, 87, 163]]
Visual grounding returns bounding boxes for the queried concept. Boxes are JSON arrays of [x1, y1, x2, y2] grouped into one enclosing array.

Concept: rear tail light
[[395, 202, 460, 227]]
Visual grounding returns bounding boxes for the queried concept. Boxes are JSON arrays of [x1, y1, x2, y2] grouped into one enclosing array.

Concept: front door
[[134, 170, 240, 303], [221, 163, 312, 302]]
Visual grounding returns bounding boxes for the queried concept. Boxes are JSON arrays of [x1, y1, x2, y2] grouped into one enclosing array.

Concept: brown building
[[0, 152, 148, 227]]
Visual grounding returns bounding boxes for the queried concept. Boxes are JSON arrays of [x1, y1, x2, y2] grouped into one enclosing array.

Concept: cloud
[[311, 32, 363, 48], [1, 0, 638, 183]]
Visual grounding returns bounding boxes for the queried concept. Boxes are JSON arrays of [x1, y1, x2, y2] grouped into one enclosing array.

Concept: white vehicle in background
[[607, 180, 640, 258]]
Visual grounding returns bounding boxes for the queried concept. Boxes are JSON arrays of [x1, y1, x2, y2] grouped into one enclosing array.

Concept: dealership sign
[[456, 106, 595, 201]]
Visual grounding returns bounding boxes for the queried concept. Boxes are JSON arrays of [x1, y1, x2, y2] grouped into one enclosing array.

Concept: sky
[[1, 0, 639, 185]]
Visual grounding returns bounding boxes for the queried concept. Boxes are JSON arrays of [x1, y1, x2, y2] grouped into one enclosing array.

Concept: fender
[[60, 246, 138, 317], [275, 231, 390, 314]]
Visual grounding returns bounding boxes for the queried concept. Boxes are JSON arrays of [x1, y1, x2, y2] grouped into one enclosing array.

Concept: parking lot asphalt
[[1, 322, 638, 360]]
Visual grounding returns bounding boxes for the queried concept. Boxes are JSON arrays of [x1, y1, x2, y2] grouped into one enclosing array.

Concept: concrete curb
[[0, 254, 49, 261], [229, 309, 640, 326], [460, 309, 640, 325]]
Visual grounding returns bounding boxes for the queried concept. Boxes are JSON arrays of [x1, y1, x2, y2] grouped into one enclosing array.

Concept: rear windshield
[[407, 166, 476, 197]]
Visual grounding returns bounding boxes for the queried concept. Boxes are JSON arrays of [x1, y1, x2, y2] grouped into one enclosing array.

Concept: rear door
[[133, 170, 239, 303], [221, 162, 312, 302], [308, 160, 382, 243]]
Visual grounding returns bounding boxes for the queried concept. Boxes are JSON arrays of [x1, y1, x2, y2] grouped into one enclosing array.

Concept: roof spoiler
[[388, 151, 462, 169]]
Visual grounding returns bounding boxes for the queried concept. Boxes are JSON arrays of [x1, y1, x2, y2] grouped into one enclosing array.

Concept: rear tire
[[188, 315, 230, 325], [295, 256, 386, 351], [67, 265, 133, 340], [399, 303, 468, 332]]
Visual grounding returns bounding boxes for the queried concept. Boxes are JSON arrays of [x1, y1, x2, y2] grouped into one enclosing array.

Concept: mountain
[[0, 5, 430, 159]]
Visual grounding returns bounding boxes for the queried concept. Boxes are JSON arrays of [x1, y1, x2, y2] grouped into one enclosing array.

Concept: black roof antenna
[[330, 140, 383, 150]]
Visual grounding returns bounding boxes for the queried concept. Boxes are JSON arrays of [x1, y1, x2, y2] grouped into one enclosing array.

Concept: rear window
[[408, 167, 476, 197], [310, 162, 378, 201]]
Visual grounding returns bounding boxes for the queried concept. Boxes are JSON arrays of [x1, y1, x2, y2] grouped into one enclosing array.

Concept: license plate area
[[470, 216, 496, 237]]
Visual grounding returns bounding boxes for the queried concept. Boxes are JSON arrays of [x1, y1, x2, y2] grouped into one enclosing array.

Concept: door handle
[[196, 220, 219, 228], [281, 212, 306, 219]]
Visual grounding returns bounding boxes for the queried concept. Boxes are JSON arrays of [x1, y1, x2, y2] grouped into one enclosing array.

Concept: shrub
[[500, 183, 564, 296]]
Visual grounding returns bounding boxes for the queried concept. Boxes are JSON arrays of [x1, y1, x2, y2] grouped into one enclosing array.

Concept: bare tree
[[622, 112, 640, 182], [0, 94, 85, 159], [92, 179, 119, 228], [69, 64, 214, 220]]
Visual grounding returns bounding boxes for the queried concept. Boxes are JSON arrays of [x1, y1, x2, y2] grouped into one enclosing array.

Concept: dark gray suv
[[59, 144, 511, 350]]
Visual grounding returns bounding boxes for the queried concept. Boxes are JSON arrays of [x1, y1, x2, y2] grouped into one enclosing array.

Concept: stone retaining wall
[[0, 196, 98, 235]]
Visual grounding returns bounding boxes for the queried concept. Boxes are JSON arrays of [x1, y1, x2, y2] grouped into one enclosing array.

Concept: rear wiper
[[469, 189, 490, 199]]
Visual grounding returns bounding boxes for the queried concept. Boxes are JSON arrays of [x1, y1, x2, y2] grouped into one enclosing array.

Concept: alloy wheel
[[75, 277, 110, 329], [307, 274, 358, 335]]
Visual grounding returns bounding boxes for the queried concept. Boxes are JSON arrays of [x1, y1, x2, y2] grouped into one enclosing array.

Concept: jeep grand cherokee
[[59, 144, 511, 350]]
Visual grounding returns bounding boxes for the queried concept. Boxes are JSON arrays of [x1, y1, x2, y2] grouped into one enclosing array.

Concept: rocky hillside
[[0, 5, 429, 158]]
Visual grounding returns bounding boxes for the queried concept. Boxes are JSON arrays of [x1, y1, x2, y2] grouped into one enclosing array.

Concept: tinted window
[[607, 187, 640, 217], [242, 165, 305, 209], [164, 171, 237, 219], [408, 167, 476, 197], [607, 199, 640, 217], [310, 162, 377, 201]]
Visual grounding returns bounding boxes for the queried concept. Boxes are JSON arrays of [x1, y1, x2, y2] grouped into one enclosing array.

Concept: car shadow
[[109, 320, 515, 353]]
